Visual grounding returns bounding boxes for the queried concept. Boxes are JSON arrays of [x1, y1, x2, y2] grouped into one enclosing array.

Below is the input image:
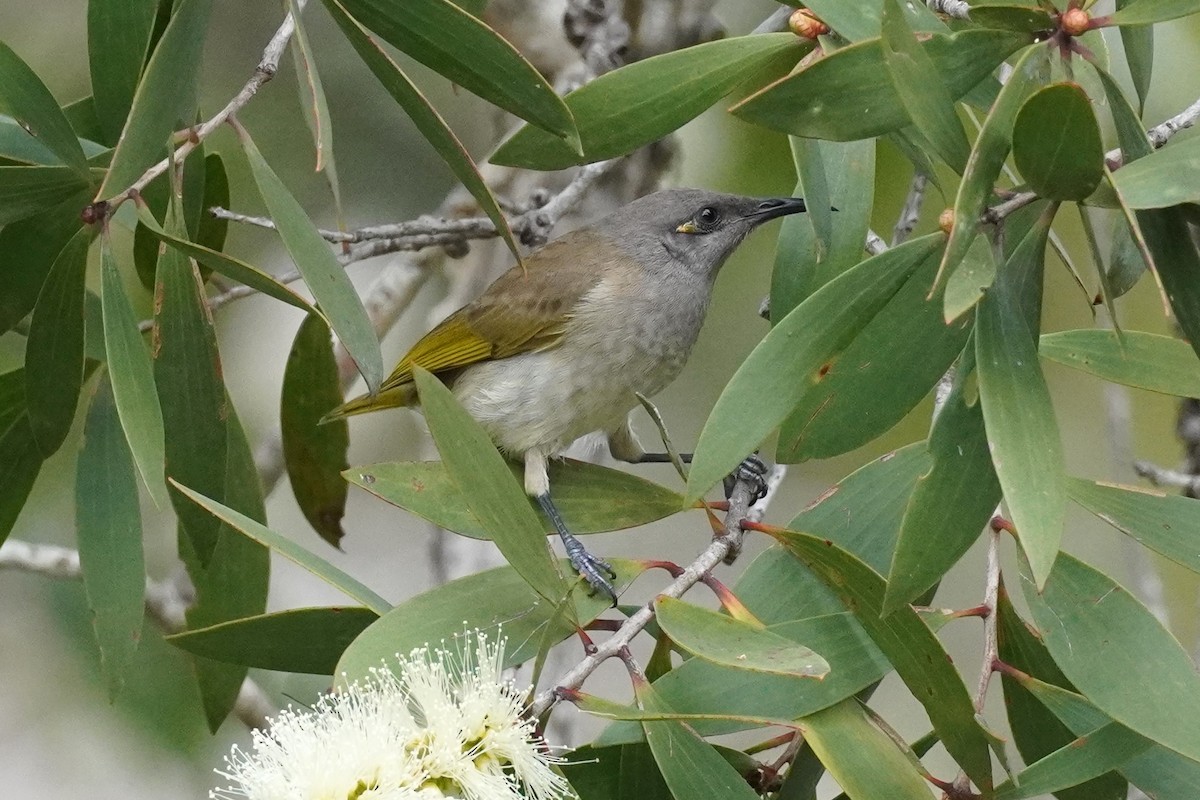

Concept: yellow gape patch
[[676, 220, 699, 234]]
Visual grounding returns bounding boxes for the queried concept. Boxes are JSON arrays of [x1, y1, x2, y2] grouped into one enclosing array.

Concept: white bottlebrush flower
[[212, 631, 573, 800]]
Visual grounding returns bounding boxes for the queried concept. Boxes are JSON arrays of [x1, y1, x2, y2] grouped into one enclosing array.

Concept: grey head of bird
[[593, 188, 807, 281]]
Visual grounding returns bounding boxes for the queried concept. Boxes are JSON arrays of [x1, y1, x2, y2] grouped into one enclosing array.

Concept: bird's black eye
[[697, 206, 720, 228]]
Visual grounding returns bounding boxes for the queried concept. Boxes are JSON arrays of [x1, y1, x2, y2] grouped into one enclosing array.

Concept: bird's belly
[[452, 343, 686, 456]]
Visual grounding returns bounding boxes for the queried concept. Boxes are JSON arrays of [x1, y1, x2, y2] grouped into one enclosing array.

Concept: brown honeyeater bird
[[330, 188, 807, 598]]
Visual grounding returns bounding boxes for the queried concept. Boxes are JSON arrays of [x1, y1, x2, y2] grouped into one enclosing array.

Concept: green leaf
[[335, 0, 578, 148], [1021, 552, 1200, 765], [771, 138, 876, 316], [883, 355, 1002, 613], [638, 682, 761, 800], [559, 744, 672, 800], [1115, 0, 1154, 113], [335, 560, 646, 685], [880, 0, 970, 173], [1040, 330, 1200, 396], [179, 407, 270, 732], [171, 481, 390, 615], [795, 0, 947, 41], [0, 41, 90, 176], [152, 197, 228, 564], [654, 596, 829, 679], [1067, 477, 1200, 575], [95, 0, 212, 198], [289, 0, 342, 219], [238, 126, 382, 393], [412, 368, 567, 604], [568, 691, 799, 728], [1108, 135, 1200, 208], [324, 0, 521, 263], [0, 189, 87, 333], [975, 210, 1063, 588], [167, 606, 378, 674], [997, 588, 1131, 800], [936, 45, 1046, 292], [88, 0, 158, 146], [0, 369, 44, 548], [492, 34, 806, 170], [0, 165, 91, 225], [99, 234, 167, 508], [688, 233, 941, 493], [196, 152, 229, 253], [731, 29, 1031, 141], [944, 235, 999, 323], [134, 203, 320, 316], [1013, 84, 1104, 201], [777, 242, 973, 461], [774, 528, 994, 791], [801, 700, 935, 800], [25, 228, 93, 456], [282, 314, 349, 548], [995, 723, 1152, 800], [1135, 207, 1200, 362], [1108, 0, 1200, 25], [346, 458, 684, 540], [968, 5, 1057, 32], [76, 374, 145, 700]]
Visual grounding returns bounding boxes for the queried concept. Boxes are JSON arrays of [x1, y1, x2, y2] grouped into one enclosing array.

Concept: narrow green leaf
[[732, 29, 1031, 141], [178, 407, 270, 732], [976, 210, 1063, 588], [196, 152, 229, 253], [883, 355, 1002, 613], [1108, 135, 1200, 208], [802, 700, 935, 800], [880, 0, 970, 173], [0, 369, 44, 548], [289, 0, 343, 218], [412, 368, 567, 604], [1040, 330, 1200, 396], [1013, 84, 1104, 201], [492, 34, 806, 170], [25, 228, 93, 456], [1067, 477, 1200, 575], [62, 95, 106, 143], [76, 374, 145, 700], [944, 235, 998, 323], [559, 744, 672, 800], [335, 0, 578, 148], [569, 691, 799, 728], [1108, 0, 1200, 25], [1116, 0, 1154, 113], [88, 0, 158, 146], [968, 5, 1057, 32], [655, 596, 828, 679], [152, 196, 228, 564], [795, 0, 948, 41], [935, 45, 1046, 292], [238, 127, 382, 392], [1021, 552, 1200, 765], [688, 233, 941, 493], [0, 165, 91, 225], [1, 189, 89, 334], [638, 682, 761, 800], [778, 244, 973, 461], [335, 560, 646, 685], [324, 0, 521, 263], [774, 528, 994, 790], [171, 480, 390, 615], [135, 203, 320, 316], [0, 114, 101, 166], [1136, 207, 1200, 362], [167, 606, 378, 674], [994, 723, 1152, 800], [346, 458, 684, 540], [282, 314, 349, 548], [95, 0, 212, 198], [0, 41, 90, 176], [99, 234, 167, 508]]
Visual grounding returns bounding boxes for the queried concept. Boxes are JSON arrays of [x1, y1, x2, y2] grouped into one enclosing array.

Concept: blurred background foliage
[[2, 1, 1200, 797]]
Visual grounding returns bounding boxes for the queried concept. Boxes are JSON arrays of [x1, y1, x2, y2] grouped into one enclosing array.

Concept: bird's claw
[[563, 537, 617, 603], [723, 453, 769, 504]]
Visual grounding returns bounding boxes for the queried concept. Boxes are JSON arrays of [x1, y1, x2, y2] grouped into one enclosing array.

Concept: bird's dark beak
[[748, 197, 807, 223]]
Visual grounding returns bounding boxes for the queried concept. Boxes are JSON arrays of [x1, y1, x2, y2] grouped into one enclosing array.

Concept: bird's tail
[[320, 384, 418, 424]]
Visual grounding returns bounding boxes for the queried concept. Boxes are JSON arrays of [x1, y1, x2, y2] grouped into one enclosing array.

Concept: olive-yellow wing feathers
[[328, 228, 611, 418]]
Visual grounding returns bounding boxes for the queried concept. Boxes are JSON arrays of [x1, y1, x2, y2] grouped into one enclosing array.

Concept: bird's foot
[[564, 535, 618, 603], [724, 453, 770, 504]]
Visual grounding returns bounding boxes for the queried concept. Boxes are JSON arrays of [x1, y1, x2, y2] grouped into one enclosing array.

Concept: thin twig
[[973, 527, 1002, 714], [928, 0, 971, 19], [865, 229, 889, 256], [530, 471, 770, 718], [1135, 460, 1200, 495], [892, 173, 928, 246], [0, 538, 274, 730]]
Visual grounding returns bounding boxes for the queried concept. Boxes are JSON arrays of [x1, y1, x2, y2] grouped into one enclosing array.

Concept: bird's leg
[[608, 421, 769, 503], [723, 453, 770, 503], [526, 450, 618, 602]]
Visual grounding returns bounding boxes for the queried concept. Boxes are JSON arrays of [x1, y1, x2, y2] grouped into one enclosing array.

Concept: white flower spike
[[212, 631, 574, 800]]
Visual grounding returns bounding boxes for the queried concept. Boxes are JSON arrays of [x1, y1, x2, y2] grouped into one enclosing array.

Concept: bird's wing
[[379, 228, 610, 393]]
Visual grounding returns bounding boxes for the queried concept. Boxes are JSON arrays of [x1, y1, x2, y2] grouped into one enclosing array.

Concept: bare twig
[[892, 173, 928, 246], [752, 5, 793, 34], [1135, 460, 1200, 495], [928, 0, 971, 19], [865, 229, 889, 256], [0, 538, 273, 730], [972, 526, 1002, 714], [530, 472, 770, 718]]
